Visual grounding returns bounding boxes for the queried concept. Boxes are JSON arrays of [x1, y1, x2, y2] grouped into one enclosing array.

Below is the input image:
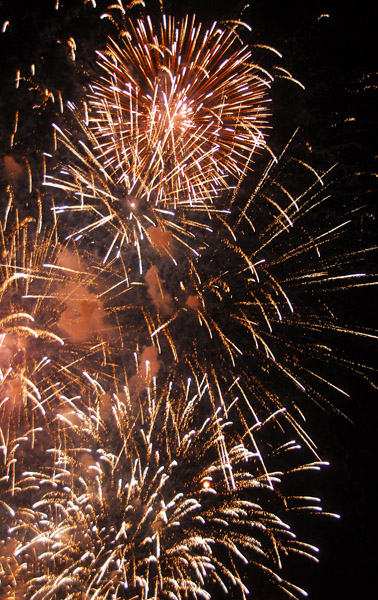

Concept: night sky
[[0, 1, 377, 598]]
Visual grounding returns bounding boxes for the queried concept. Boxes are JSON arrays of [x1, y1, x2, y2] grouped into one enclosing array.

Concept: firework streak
[[0, 7, 376, 600]]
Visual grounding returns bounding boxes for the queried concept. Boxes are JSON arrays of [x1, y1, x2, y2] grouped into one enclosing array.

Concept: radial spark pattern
[[46, 14, 270, 263], [12, 376, 326, 600], [0, 4, 376, 600], [83, 14, 269, 205]]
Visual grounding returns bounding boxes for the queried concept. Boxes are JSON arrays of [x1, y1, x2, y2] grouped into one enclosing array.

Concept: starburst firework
[[0, 3, 376, 600], [11, 375, 329, 600], [46, 14, 270, 264]]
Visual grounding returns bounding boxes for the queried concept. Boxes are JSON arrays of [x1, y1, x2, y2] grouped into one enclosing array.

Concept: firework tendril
[[0, 4, 376, 600], [13, 378, 330, 600], [47, 14, 270, 265]]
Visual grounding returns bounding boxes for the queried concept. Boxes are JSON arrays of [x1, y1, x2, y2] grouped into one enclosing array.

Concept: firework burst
[[88, 14, 269, 205], [84, 136, 377, 455], [11, 374, 330, 600], [45, 14, 271, 265], [0, 3, 376, 600]]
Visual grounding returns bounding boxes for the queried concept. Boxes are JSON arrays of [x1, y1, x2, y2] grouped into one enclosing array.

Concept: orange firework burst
[[11, 373, 331, 600], [47, 14, 270, 256], [44, 15, 273, 270], [88, 14, 270, 206]]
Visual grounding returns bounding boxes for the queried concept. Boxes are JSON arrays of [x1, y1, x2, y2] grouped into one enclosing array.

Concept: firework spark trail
[[0, 185, 138, 529], [0, 4, 377, 599], [65, 135, 376, 454], [45, 14, 271, 265], [11, 374, 330, 600]]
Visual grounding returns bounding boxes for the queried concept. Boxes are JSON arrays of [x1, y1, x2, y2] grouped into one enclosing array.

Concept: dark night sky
[[0, 1, 377, 599]]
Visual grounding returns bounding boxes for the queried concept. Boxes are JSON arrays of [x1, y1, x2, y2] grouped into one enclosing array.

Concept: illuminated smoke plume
[[144, 265, 173, 316]]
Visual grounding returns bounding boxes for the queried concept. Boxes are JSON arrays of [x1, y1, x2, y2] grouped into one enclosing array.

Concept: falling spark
[[0, 5, 377, 600]]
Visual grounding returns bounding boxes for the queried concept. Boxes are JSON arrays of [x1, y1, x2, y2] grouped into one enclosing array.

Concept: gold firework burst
[[88, 14, 270, 206]]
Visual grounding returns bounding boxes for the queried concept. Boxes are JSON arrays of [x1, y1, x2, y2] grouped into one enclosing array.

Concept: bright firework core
[[87, 14, 270, 207]]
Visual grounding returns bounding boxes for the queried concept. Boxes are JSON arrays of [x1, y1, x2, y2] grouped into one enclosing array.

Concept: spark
[[11, 374, 325, 600], [46, 14, 271, 264], [0, 6, 376, 600]]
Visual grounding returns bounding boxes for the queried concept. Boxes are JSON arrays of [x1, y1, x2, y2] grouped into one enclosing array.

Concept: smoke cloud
[[144, 265, 172, 316], [147, 226, 173, 256], [137, 345, 160, 387], [55, 250, 107, 343]]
